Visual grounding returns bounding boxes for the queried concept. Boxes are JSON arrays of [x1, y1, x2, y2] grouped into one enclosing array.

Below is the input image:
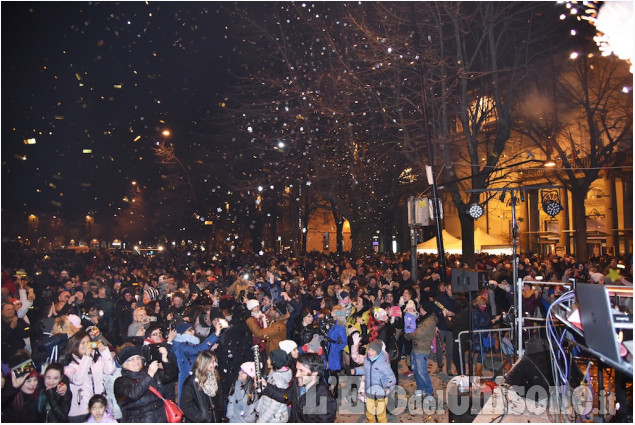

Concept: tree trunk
[[301, 196, 311, 253], [250, 219, 264, 253], [379, 211, 396, 253], [330, 204, 344, 253], [335, 219, 344, 253], [459, 212, 476, 267], [570, 189, 588, 260], [349, 218, 375, 258], [270, 203, 278, 252]]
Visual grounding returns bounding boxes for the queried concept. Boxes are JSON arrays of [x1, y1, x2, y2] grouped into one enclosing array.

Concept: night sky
[[2, 2, 232, 222], [2, 1, 601, 232]]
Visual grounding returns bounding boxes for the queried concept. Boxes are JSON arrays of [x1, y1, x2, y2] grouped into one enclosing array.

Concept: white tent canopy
[[416, 228, 512, 255], [473, 228, 511, 254], [417, 230, 462, 254]]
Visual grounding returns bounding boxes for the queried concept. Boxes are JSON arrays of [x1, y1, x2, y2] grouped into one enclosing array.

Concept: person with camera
[[250, 301, 289, 356], [164, 291, 187, 323], [141, 324, 178, 401], [63, 330, 116, 422], [115, 289, 135, 344], [113, 344, 177, 423], [127, 307, 156, 345]]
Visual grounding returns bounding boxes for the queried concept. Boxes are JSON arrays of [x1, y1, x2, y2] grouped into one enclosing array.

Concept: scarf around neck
[[200, 372, 218, 397], [174, 333, 200, 345]]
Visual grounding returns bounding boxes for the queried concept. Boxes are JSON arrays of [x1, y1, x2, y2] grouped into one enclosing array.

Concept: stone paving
[[334, 358, 454, 423]]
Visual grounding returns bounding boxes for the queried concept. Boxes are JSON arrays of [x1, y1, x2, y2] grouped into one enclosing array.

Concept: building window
[[586, 209, 606, 232], [544, 220, 559, 233]]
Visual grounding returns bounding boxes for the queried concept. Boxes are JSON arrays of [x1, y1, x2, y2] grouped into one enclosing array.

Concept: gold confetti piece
[[54, 115, 64, 120], [133, 135, 141, 142], [75, 73, 82, 80], [24, 138, 36, 145], [114, 84, 122, 89], [82, 149, 92, 154]]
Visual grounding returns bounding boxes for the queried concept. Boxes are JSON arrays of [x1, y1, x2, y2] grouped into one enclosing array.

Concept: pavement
[[334, 358, 454, 423]]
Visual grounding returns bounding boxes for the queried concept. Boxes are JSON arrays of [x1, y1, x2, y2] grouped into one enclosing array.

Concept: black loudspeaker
[[505, 350, 583, 401], [450, 268, 487, 293], [505, 351, 553, 397]]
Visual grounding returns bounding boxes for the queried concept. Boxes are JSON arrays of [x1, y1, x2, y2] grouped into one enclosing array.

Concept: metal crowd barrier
[[457, 324, 546, 377]]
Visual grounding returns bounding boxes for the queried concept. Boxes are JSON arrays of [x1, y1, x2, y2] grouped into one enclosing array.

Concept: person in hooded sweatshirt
[[351, 339, 396, 423]]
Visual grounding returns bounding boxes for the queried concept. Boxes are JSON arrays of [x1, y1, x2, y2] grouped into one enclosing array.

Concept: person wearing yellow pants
[[365, 395, 388, 423], [351, 336, 396, 423]]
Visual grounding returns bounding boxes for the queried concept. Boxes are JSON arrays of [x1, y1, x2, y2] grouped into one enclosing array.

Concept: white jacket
[[256, 367, 293, 423], [64, 348, 116, 417]]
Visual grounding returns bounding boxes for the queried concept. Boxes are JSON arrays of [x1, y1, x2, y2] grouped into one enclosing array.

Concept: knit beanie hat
[[240, 362, 256, 379], [118, 346, 143, 365], [368, 339, 384, 355], [302, 334, 324, 355], [246, 299, 259, 311], [278, 340, 298, 354], [268, 349, 289, 370], [176, 322, 193, 334]]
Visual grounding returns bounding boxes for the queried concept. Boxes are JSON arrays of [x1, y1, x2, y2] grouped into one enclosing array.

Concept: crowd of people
[[1, 247, 632, 423]]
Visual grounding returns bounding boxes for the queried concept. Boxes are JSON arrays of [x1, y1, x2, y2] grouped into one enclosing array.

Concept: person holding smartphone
[[2, 366, 43, 422], [141, 324, 178, 401], [114, 344, 177, 422], [64, 330, 116, 422]]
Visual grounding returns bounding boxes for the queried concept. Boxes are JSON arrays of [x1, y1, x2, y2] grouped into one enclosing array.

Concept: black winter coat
[[114, 360, 178, 423], [2, 386, 43, 423], [261, 378, 337, 422], [294, 322, 319, 347], [39, 382, 72, 423], [1, 318, 30, 363], [140, 342, 178, 402], [216, 321, 252, 398], [180, 374, 225, 423]]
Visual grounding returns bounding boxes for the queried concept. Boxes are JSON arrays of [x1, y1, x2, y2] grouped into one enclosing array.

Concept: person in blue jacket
[[326, 310, 347, 398], [351, 339, 396, 423], [172, 321, 222, 404]]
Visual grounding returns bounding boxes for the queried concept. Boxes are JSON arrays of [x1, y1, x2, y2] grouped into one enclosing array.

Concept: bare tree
[[515, 52, 633, 259], [216, 3, 422, 256]]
